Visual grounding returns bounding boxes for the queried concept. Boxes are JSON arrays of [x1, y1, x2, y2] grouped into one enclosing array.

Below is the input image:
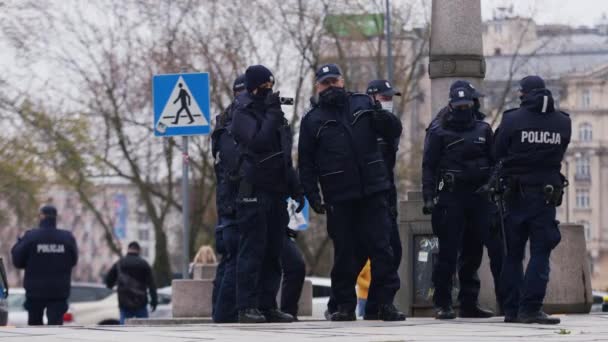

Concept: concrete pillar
[[172, 279, 213, 318], [429, 0, 485, 116], [192, 264, 218, 280]]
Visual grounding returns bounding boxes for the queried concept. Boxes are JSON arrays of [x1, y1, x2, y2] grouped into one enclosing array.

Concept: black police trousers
[[24, 297, 68, 325], [431, 191, 495, 308], [327, 192, 400, 312], [352, 186, 402, 316], [280, 234, 306, 317], [236, 191, 288, 310], [212, 223, 239, 323], [501, 191, 561, 317], [457, 203, 504, 308]]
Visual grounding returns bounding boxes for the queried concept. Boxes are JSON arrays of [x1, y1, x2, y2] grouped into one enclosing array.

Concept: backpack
[[116, 261, 147, 310]]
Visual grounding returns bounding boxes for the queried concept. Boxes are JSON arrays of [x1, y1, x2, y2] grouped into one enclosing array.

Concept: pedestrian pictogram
[[153, 73, 211, 136]]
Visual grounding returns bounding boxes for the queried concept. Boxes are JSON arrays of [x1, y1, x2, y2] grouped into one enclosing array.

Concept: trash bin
[[0, 257, 8, 326]]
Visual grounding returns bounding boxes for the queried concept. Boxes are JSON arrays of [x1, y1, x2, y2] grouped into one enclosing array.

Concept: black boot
[[504, 315, 520, 323], [261, 308, 294, 323], [459, 304, 494, 318], [518, 311, 560, 325], [330, 308, 356, 321], [435, 306, 456, 320], [238, 308, 266, 323], [378, 304, 406, 321]]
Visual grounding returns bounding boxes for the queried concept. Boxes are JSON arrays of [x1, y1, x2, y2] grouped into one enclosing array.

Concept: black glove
[[311, 199, 326, 214], [264, 91, 282, 108], [422, 200, 434, 215], [293, 194, 305, 213]]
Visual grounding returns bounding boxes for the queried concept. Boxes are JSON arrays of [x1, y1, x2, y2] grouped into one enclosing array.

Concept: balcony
[[574, 173, 591, 182]]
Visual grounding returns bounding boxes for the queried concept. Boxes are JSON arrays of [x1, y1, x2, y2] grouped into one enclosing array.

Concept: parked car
[[8, 283, 119, 326], [150, 286, 172, 319], [306, 276, 331, 318]]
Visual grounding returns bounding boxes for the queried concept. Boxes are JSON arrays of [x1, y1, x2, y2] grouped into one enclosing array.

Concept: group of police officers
[[211, 62, 571, 325]]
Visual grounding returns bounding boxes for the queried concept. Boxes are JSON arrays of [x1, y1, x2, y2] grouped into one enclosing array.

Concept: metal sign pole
[[182, 135, 190, 278]]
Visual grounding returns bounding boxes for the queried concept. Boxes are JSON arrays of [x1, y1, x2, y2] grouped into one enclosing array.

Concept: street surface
[[1, 314, 608, 341]]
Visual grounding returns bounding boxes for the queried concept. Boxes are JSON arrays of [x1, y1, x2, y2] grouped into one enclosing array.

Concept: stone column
[[429, 0, 485, 116]]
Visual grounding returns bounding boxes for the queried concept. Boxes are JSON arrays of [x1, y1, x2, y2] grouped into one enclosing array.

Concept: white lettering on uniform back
[[37, 244, 65, 254], [521, 130, 562, 145]]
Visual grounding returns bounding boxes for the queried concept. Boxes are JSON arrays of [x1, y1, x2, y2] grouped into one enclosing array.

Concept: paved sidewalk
[[1, 314, 608, 342]]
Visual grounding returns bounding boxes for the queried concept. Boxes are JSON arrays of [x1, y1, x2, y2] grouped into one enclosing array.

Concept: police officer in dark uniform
[[426, 80, 504, 316], [495, 76, 571, 324], [354, 79, 403, 320], [231, 65, 304, 323], [422, 83, 495, 319], [211, 74, 246, 323], [298, 64, 405, 321], [11, 205, 78, 325]]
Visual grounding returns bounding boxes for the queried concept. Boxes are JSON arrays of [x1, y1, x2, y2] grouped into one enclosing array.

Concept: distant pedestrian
[[11, 205, 78, 326], [105, 241, 158, 324]]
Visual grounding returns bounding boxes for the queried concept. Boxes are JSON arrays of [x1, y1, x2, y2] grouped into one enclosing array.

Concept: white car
[[7, 284, 119, 326]]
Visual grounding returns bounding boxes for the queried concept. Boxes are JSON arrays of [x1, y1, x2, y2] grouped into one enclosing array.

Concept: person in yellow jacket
[[356, 259, 371, 317]]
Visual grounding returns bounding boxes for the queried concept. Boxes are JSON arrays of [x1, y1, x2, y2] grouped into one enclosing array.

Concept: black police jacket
[[230, 92, 300, 197], [212, 103, 240, 219], [377, 112, 401, 187], [11, 219, 78, 300], [422, 113, 494, 202], [494, 89, 571, 186], [105, 253, 158, 310], [298, 93, 402, 204]]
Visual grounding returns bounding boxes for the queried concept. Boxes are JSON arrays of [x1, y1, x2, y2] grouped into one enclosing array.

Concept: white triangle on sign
[[155, 76, 209, 133]]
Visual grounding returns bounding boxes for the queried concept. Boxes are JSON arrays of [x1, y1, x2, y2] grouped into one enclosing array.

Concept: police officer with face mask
[[298, 64, 405, 321], [422, 83, 495, 320], [349, 79, 402, 320], [496, 76, 571, 325], [230, 65, 304, 323], [211, 74, 246, 323], [426, 80, 504, 316]]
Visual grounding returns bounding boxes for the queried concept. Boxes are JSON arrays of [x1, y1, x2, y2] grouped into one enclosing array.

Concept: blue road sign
[[153, 72, 211, 137], [287, 198, 309, 231]]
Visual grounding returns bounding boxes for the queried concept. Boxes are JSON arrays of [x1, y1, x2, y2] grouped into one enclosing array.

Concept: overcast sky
[[481, 0, 608, 27]]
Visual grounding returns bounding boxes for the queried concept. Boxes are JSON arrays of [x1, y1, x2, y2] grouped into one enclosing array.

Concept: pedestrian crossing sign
[[153, 72, 211, 137]]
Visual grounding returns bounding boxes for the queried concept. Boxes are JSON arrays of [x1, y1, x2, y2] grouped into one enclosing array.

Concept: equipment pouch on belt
[[543, 175, 568, 207]]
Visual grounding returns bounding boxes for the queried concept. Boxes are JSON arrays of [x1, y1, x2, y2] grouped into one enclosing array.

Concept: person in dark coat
[[105, 241, 157, 325], [11, 205, 78, 326]]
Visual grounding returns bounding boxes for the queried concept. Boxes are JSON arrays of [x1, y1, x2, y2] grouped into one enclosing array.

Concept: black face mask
[[253, 87, 272, 100], [318, 86, 347, 107]]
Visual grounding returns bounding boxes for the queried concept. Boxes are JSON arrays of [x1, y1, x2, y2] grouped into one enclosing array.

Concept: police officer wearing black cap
[[422, 83, 495, 320], [11, 205, 78, 325], [426, 80, 504, 316], [496, 75, 571, 325], [351, 79, 402, 319], [230, 65, 304, 323], [211, 74, 246, 323], [298, 64, 405, 321]]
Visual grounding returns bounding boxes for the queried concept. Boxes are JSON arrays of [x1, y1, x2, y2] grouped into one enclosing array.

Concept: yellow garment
[[356, 260, 371, 300]]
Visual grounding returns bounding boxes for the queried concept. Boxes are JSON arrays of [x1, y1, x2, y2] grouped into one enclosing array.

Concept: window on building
[[576, 188, 590, 209], [579, 123, 592, 142], [579, 220, 592, 242], [575, 155, 591, 180], [138, 228, 150, 241], [581, 89, 592, 108], [494, 47, 502, 56]]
